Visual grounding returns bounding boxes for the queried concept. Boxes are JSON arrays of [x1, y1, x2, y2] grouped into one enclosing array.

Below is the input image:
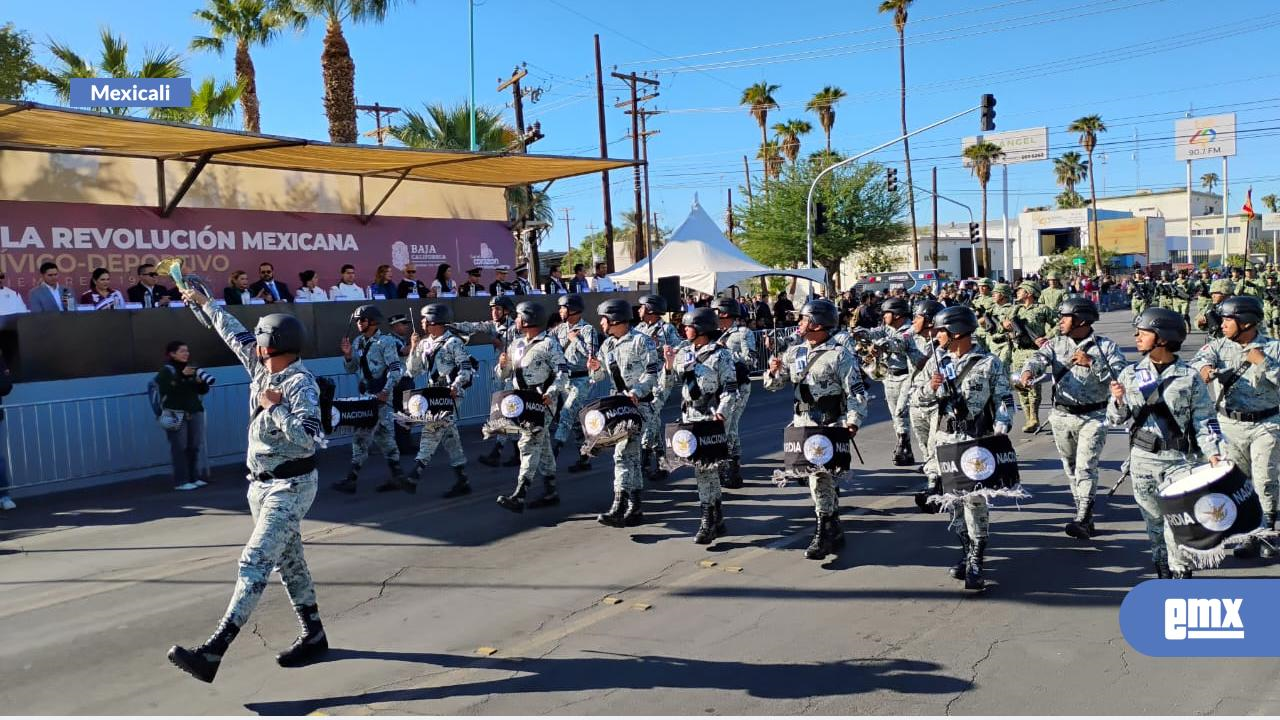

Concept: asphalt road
[[2, 311, 1279, 715]]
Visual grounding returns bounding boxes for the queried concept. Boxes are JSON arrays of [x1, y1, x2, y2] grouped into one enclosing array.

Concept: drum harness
[[512, 336, 556, 395], [603, 336, 653, 403], [419, 333, 476, 391], [1049, 336, 1115, 416], [355, 335, 391, 396], [793, 346, 845, 427], [931, 345, 995, 437], [715, 324, 754, 386], [1214, 354, 1279, 423], [1128, 372, 1197, 454], [682, 344, 733, 417]]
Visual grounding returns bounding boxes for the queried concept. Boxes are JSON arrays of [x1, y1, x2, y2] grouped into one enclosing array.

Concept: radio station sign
[[1262, 213, 1280, 232], [1175, 113, 1236, 161], [962, 127, 1048, 166]]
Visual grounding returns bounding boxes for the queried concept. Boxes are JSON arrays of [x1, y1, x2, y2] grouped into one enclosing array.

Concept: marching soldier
[[553, 294, 603, 473], [1191, 295, 1280, 561], [1018, 297, 1127, 540], [332, 305, 411, 494], [1194, 279, 1233, 340], [1196, 269, 1213, 318], [910, 306, 1015, 590], [1153, 270, 1174, 309], [495, 301, 570, 512], [168, 293, 329, 682], [971, 278, 995, 316], [712, 297, 758, 488], [386, 314, 418, 458], [405, 303, 475, 498], [975, 282, 1013, 365], [1265, 274, 1280, 339], [1227, 266, 1245, 296], [853, 296, 924, 466], [1170, 269, 1193, 323], [636, 294, 682, 480], [1109, 308, 1222, 579], [1129, 270, 1153, 318], [1039, 272, 1067, 313], [590, 299, 661, 527], [763, 299, 869, 561], [908, 298, 943, 510], [1003, 281, 1056, 432], [456, 296, 522, 468], [1239, 265, 1266, 299]]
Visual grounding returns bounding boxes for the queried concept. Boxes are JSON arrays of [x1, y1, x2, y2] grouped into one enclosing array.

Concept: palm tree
[[276, 0, 406, 144], [879, 0, 919, 269], [804, 85, 846, 156], [963, 141, 1004, 278], [771, 119, 812, 164], [1053, 151, 1089, 195], [153, 77, 244, 126], [1200, 172, 1220, 194], [1262, 193, 1279, 213], [756, 140, 784, 181], [1067, 114, 1107, 274], [740, 81, 780, 167], [191, 0, 286, 133], [389, 102, 514, 151], [41, 28, 185, 117]]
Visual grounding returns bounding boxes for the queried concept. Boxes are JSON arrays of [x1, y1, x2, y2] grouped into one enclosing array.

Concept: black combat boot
[[805, 514, 833, 560], [276, 603, 329, 668], [1154, 560, 1172, 580], [502, 444, 521, 467], [893, 433, 916, 466], [478, 443, 502, 467], [622, 490, 644, 526], [167, 618, 240, 683], [1171, 568, 1194, 579], [713, 499, 727, 535], [526, 476, 560, 508], [376, 459, 415, 494], [721, 456, 744, 489], [1260, 513, 1277, 560], [651, 452, 669, 482], [828, 508, 845, 549], [496, 479, 528, 513], [442, 466, 471, 498], [693, 502, 718, 545], [331, 470, 358, 495], [597, 491, 627, 527], [567, 454, 593, 473], [1234, 535, 1261, 559], [964, 538, 987, 590], [1065, 498, 1095, 540], [951, 532, 971, 580]]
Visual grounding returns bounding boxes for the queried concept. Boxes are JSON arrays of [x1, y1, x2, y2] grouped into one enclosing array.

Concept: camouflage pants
[[724, 384, 751, 458], [908, 406, 934, 490], [1012, 349, 1041, 422], [1218, 416, 1280, 519], [1170, 298, 1190, 319], [883, 372, 912, 435], [611, 406, 653, 491], [416, 421, 466, 468], [518, 423, 556, 485], [1128, 449, 1192, 573], [553, 376, 594, 445], [221, 473, 318, 628], [925, 428, 990, 539], [805, 470, 838, 516], [695, 465, 723, 504], [1131, 297, 1147, 318], [642, 382, 672, 453], [352, 402, 399, 468], [1047, 410, 1108, 504]]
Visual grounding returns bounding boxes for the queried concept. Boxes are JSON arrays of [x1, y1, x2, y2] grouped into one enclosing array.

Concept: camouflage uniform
[[858, 322, 925, 436], [552, 318, 603, 449], [590, 329, 660, 492], [637, 318, 683, 463], [206, 303, 324, 629], [717, 321, 758, 463], [344, 331, 404, 472], [499, 332, 570, 494], [1237, 272, 1265, 299], [1109, 356, 1222, 576], [975, 292, 1013, 366], [455, 317, 520, 457], [1194, 280, 1233, 340], [670, 340, 739, 505], [1004, 287, 1057, 430], [1170, 275, 1193, 321], [405, 330, 474, 470], [1039, 278, 1067, 315], [1129, 276, 1153, 318], [904, 332, 937, 485]]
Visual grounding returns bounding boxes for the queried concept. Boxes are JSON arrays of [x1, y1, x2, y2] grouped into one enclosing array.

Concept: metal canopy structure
[[0, 101, 637, 221]]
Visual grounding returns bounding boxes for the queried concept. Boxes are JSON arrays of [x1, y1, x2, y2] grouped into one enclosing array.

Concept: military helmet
[[1219, 295, 1264, 326], [881, 297, 911, 317], [515, 300, 548, 328], [421, 303, 452, 325], [638, 294, 667, 315], [711, 297, 741, 318], [1057, 296, 1099, 325], [992, 282, 1012, 297], [933, 306, 978, 336], [913, 298, 943, 320], [1017, 281, 1041, 297], [681, 307, 719, 336], [351, 304, 384, 323], [976, 278, 993, 288], [489, 295, 516, 312], [799, 299, 839, 329], [1045, 271, 1061, 281], [1209, 279, 1234, 295], [1133, 307, 1187, 346], [597, 298, 633, 324], [255, 313, 306, 355], [557, 293, 585, 313], [1160, 270, 1171, 280]]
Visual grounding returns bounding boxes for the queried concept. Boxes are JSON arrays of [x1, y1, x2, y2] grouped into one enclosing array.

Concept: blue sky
[[9, 0, 1280, 247]]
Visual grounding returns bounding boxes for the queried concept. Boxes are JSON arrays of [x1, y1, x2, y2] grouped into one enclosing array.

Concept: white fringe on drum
[[579, 420, 643, 457], [927, 484, 1031, 511], [1176, 529, 1280, 570], [394, 411, 454, 432], [770, 468, 849, 488], [481, 419, 523, 439]]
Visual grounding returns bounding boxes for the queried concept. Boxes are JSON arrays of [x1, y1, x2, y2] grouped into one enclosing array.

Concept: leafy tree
[[1053, 151, 1088, 195], [191, 0, 288, 133], [1200, 172, 1219, 193], [0, 24, 41, 100], [389, 102, 514, 151], [1261, 193, 1279, 213], [879, 0, 918, 269], [757, 140, 784, 180], [1055, 189, 1086, 209], [152, 76, 244, 126], [962, 140, 1004, 277], [1038, 246, 1116, 277], [41, 28, 185, 117], [771, 118, 812, 164], [857, 245, 905, 274]]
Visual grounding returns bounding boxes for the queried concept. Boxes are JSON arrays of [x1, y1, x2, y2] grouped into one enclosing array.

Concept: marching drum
[[484, 389, 548, 435], [934, 434, 1020, 496], [324, 397, 381, 434], [1157, 461, 1262, 554], [400, 387, 456, 427], [664, 420, 730, 469], [579, 394, 644, 454], [783, 425, 853, 474]]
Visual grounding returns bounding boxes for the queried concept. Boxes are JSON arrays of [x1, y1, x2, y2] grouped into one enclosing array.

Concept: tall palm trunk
[[234, 40, 260, 133], [1087, 148, 1101, 273], [980, 182, 990, 278], [321, 18, 357, 143], [897, 27, 919, 270], [824, 126, 831, 155]]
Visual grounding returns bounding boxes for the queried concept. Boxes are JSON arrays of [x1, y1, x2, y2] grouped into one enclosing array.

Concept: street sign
[[1174, 113, 1236, 161], [1072, 257, 1086, 266], [1262, 213, 1280, 232], [961, 127, 1048, 166]]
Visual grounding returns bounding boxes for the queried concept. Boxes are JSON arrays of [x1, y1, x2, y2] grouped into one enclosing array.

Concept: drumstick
[[1107, 459, 1130, 496], [850, 437, 865, 464]]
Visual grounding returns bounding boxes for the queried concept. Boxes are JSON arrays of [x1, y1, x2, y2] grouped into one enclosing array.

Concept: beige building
[[1092, 188, 1260, 265]]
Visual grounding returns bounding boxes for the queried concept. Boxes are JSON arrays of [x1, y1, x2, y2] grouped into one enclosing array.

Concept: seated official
[[80, 267, 125, 310], [295, 270, 329, 302], [248, 262, 293, 303], [126, 263, 172, 308], [223, 270, 266, 306], [0, 273, 29, 315]]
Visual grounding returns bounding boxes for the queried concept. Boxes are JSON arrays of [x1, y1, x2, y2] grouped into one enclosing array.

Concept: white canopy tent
[[608, 195, 827, 294]]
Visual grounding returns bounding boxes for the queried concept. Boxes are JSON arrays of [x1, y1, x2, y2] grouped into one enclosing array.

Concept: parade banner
[[0, 200, 516, 292]]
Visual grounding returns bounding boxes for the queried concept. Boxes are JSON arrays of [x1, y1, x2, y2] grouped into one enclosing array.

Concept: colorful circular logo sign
[[803, 434, 834, 465], [407, 394, 429, 417], [1194, 492, 1237, 532], [960, 446, 996, 481], [584, 410, 607, 436], [672, 429, 698, 458], [500, 394, 525, 419]]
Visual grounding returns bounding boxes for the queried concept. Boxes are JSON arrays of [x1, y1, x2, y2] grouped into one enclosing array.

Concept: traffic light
[[980, 93, 997, 132], [813, 201, 828, 236], [886, 167, 898, 194], [968, 221, 980, 243]]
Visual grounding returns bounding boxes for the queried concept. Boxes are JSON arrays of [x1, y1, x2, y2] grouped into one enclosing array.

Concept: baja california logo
[[960, 446, 997, 481], [672, 429, 698, 458], [803, 434, 834, 465]]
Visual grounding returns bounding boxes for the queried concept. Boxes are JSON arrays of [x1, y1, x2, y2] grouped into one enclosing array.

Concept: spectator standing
[[588, 261, 616, 292], [0, 352, 13, 510], [431, 263, 458, 296], [28, 262, 65, 313], [368, 264, 398, 300], [223, 271, 262, 305], [248, 262, 293, 303], [567, 264, 591, 293], [772, 292, 795, 326], [397, 264, 429, 299], [754, 292, 774, 329], [155, 341, 212, 491], [330, 264, 366, 301], [80, 268, 125, 310], [126, 263, 172, 308], [458, 268, 485, 296], [294, 270, 329, 302], [0, 272, 28, 315]]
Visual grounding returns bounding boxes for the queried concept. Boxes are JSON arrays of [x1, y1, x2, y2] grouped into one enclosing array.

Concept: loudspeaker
[[657, 275, 681, 312]]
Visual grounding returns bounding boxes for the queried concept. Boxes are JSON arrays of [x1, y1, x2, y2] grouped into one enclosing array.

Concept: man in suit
[[248, 262, 293, 304], [543, 266, 568, 294], [28, 262, 66, 313], [458, 268, 486, 297], [126, 263, 172, 308], [567, 264, 590, 294]]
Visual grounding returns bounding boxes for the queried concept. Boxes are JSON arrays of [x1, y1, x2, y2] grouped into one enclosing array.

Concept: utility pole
[[499, 63, 547, 286], [612, 70, 659, 271], [931, 166, 939, 267], [594, 35, 616, 272], [742, 155, 753, 205], [630, 106, 662, 287], [356, 102, 401, 145], [726, 188, 734, 237], [562, 207, 573, 255]]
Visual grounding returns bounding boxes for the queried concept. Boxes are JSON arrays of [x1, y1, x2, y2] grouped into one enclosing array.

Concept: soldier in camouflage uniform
[[1191, 295, 1280, 561], [907, 298, 944, 511], [971, 278, 995, 316], [553, 294, 604, 473], [1039, 272, 1067, 314], [1018, 296, 1127, 540], [1003, 281, 1057, 432], [1264, 274, 1280, 339], [1128, 270, 1153, 318], [1227, 266, 1245, 296], [332, 305, 410, 494], [763, 299, 869, 561], [590, 299, 661, 528], [975, 283, 1013, 362], [910, 305, 1015, 590], [405, 303, 475, 498], [853, 296, 925, 466], [168, 293, 328, 683], [1196, 269, 1213, 319], [495, 301, 571, 513], [1194, 279, 1233, 340], [713, 297, 758, 488], [665, 307, 738, 544], [1169, 269, 1193, 323], [636, 294, 682, 480], [1238, 265, 1266, 299], [1110, 307, 1222, 579], [456, 295, 521, 468]]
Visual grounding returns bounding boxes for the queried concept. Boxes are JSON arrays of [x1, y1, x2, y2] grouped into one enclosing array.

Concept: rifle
[[1008, 312, 1043, 350]]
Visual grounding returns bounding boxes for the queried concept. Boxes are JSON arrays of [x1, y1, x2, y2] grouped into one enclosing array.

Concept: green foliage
[[562, 213, 670, 273], [858, 245, 905, 274], [389, 102, 514, 151], [0, 24, 40, 100], [1039, 246, 1116, 276], [1055, 190, 1086, 209], [1224, 254, 1248, 269], [41, 28, 186, 117], [152, 76, 244, 126]]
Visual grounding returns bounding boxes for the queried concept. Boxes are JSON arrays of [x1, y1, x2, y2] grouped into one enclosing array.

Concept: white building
[[840, 221, 1017, 282], [1092, 189, 1260, 265]]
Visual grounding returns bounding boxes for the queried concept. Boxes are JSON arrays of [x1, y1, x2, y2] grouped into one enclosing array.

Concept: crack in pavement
[[1107, 636, 1131, 680], [249, 622, 270, 649], [945, 636, 1004, 716], [336, 566, 411, 617]]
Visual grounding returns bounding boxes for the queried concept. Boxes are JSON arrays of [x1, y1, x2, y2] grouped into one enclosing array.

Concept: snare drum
[[403, 387, 456, 422], [783, 425, 853, 473], [580, 394, 644, 452], [485, 389, 548, 434], [934, 434, 1020, 495], [664, 420, 729, 469], [1157, 461, 1262, 552], [326, 397, 381, 433]]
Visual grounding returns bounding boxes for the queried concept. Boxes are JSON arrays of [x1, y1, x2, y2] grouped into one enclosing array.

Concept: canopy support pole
[[360, 169, 410, 224], [160, 153, 212, 217], [155, 159, 166, 214]]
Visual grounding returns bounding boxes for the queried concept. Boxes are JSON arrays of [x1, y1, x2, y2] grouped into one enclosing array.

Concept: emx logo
[[1164, 598, 1244, 640], [1121, 580, 1278, 656]]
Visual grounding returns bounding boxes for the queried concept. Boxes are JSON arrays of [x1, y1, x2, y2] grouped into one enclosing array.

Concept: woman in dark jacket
[[155, 341, 212, 491]]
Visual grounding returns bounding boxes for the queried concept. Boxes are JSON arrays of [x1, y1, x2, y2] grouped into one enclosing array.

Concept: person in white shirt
[[0, 273, 28, 315], [330, 264, 366, 301], [295, 270, 329, 302], [588, 261, 616, 293]]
